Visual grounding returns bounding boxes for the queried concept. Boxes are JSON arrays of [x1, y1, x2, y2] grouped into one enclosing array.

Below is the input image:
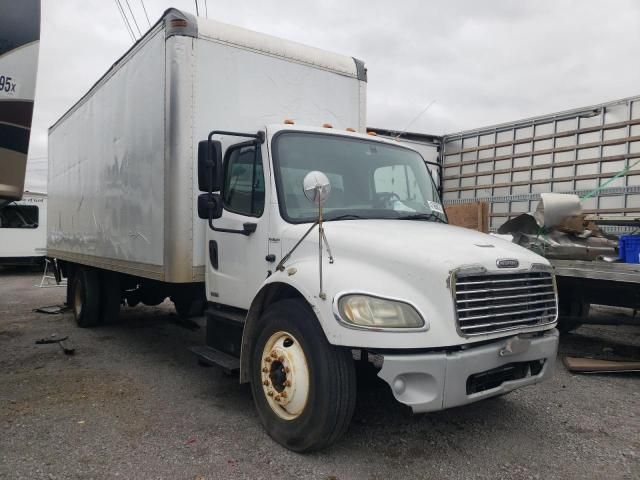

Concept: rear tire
[[249, 299, 356, 452], [100, 271, 121, 324], [72, 268, 101, 327], [173, 298, 194, 318]]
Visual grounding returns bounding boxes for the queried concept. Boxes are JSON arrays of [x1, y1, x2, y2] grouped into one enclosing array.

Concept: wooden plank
[[563, 356, 640, 373], [445, 202, 489, 233]]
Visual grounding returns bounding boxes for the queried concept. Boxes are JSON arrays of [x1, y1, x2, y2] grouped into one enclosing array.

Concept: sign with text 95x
[[0, 75, 18, 95]]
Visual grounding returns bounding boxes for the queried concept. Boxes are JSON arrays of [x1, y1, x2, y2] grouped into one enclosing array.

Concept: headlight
[[337, 294, 425, 329]]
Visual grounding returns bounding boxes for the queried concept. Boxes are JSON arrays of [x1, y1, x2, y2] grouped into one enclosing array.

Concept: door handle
[[242, 222, 257, 235], [209, 240, 219, 269]]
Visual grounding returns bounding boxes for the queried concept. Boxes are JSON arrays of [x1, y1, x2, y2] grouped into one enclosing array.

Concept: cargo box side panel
[[190, 36, 363, 269], [48, 30, 166, 278]]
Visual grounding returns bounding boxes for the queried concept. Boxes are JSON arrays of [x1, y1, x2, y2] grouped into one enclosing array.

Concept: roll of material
[[534, 193, 582, 229]]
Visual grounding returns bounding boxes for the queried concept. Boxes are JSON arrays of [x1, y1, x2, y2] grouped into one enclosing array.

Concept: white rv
[[0, 191, 46, 265], [0, 0, 41, 202], [47, 9, 559, 451]]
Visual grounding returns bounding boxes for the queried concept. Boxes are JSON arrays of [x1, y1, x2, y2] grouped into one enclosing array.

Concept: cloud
[[25, 0, 640, 191]]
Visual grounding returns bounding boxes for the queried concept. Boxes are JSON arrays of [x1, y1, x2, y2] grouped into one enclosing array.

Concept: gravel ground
[[0, 270, 638, 480]]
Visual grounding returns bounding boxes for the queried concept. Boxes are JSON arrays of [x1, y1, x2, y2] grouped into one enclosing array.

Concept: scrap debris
[[563, 356, 640, 373], [33, 304, 70, 315], [498, 193, 619, 260], [35, 335, 68, 344], [35, 334, 75, 355]]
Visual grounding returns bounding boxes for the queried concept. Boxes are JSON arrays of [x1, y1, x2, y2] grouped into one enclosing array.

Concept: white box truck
[[48, 9, 559, 451]]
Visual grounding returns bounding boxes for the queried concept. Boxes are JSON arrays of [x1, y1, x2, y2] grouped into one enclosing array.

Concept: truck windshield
[[272, 131, 444, 223]]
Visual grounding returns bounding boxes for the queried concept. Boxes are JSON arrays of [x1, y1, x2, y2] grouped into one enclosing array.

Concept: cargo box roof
[[194, 15, 364, 81], [51, 8, 366, 131]]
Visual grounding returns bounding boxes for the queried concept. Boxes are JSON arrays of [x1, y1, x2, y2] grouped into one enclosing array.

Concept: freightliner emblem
[[497, 258, 519, 268]]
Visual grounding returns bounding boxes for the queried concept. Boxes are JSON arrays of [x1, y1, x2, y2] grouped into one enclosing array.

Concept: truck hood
[[280, 219, 546, 273], [276, 219, 554, 349]]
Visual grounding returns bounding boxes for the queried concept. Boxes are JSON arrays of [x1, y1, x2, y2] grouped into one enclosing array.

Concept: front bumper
[[377, 328, 559, 413]]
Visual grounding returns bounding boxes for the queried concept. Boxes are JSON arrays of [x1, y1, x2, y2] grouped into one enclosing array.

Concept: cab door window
[[222, 144, 265, 217]]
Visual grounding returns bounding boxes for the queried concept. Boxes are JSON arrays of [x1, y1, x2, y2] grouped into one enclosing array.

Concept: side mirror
[[198, 139, 223, 192], [197, 193, 223, 220], [303, 171, 331, 206]]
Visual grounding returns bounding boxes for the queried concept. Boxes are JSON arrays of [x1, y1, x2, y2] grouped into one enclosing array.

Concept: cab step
[[190, 345, 240, 375]]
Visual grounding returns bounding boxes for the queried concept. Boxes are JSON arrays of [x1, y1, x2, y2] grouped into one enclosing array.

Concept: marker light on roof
[[322, 123, 333, 128], [284, 119, 295, 125]]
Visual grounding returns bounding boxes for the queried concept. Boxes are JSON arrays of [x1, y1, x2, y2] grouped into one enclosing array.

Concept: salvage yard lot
[[1, 270, 638, 480]]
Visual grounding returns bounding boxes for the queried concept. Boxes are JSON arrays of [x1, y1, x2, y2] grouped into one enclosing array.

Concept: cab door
[[206, 141, 271, 309]]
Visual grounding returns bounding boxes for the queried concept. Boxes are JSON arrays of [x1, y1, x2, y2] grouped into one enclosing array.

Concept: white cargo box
[[48, 9, 366, 283]]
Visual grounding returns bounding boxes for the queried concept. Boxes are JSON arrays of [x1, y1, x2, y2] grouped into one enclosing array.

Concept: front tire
[[249, 299, 356, 452], [72, 268, 101, 327]]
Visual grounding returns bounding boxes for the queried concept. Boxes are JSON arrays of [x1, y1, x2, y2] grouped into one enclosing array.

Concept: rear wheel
[[72, 268, 101, 327], [249, 299, 356, 452], [100, 271, 121, 324]]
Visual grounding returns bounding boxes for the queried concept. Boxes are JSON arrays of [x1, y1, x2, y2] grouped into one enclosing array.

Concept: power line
[[194, 0, 199, 16], [139, 0, 151, 27], [395, 100, 436, 140], [116, 0, 136, 41], [124, 0, 143, 37], [114, 0, 135, 41], [114, 0, 136, 42]]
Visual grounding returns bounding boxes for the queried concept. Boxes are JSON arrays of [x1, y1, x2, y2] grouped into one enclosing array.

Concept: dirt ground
[[0, 270, 638, 480]]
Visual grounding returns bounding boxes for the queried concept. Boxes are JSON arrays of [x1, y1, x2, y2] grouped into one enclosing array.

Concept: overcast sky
[[24, 0, 640, 191]]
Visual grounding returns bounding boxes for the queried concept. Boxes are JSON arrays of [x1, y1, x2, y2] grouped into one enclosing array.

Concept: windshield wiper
[[397, 213, 447, 223], [325, 214, 366, 221]]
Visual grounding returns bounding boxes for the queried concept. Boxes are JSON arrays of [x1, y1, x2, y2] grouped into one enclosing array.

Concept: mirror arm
[[208, 209, 256, 236], [207, 130, 265, 143], [276, 220, 319, 271]]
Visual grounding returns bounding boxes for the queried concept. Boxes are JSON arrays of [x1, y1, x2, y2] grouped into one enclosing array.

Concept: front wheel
[[249, 299, 356, 452]]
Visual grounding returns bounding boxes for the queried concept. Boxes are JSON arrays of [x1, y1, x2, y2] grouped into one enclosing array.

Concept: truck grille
[[453, 270, 557, 336]]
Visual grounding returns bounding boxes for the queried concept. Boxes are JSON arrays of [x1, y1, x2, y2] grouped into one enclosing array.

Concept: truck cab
[[198, 123, 559, 451]]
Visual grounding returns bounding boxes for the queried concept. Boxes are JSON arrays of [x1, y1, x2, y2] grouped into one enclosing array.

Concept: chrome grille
[[453, 270, 557, 336]]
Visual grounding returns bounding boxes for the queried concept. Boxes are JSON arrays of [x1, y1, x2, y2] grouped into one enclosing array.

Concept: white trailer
[[0, 191, 46, 265], [48, 9, 558, 451]]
